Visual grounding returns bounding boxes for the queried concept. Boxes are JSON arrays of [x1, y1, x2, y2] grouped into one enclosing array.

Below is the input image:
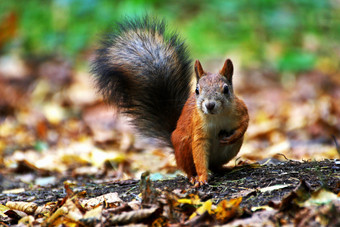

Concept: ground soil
[[1, 159, 339, 208]]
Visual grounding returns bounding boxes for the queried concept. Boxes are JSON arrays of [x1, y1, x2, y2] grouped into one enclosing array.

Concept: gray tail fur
[[91, 16, 193, 146]]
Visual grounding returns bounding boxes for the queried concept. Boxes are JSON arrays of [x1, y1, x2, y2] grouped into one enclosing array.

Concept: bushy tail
[[91, 16, 193, 146]]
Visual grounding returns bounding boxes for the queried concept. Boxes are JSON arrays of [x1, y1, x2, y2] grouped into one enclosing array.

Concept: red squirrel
[[91, 16, 249, 186]]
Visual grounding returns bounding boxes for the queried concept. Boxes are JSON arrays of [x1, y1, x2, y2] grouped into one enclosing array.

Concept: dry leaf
[[214, 198, 243, 223], [189, 200, 213, 220], [5, 201, 38, 215], [82, 193, 123, 209], [108, 206, 161, 225]]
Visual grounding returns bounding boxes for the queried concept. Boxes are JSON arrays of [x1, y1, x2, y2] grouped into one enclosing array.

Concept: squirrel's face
[[196, 74, 234, 115], [194, 59, 235, 115]]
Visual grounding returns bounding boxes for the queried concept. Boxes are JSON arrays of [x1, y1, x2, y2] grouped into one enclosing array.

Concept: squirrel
[[91, 16, 249, 186]]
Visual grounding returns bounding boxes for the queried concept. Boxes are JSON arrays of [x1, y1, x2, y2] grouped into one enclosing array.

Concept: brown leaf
[[5, 201, 38, 215], [107, 206, 162, 225], [82, 193, 123, 209]]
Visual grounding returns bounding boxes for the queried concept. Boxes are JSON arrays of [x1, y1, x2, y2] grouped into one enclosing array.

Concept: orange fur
[[171, 94, 197, 179], [220, 97, 249, 144], [191, 106, 209, 184], [172, 59, 249, 186]]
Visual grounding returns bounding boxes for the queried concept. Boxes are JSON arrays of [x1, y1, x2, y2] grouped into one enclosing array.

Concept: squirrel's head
[[194, 59, 235, 115]]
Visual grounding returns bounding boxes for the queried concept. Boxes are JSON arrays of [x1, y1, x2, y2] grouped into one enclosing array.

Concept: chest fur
[[204, 113, 236, 137], [203, 113, 241, 168]]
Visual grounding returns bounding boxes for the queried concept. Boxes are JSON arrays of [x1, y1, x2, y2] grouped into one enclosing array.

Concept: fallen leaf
[[189, 200, 213, 220], [5, 201, 38, 215], [82, 193, 123, 209], [108, 206, 162, 225], [301, 188, 338, 207], [259, 184, 292, 193], [214, 198, 243, 223]]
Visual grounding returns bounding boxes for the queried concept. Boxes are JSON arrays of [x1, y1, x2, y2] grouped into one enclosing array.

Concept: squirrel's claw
[[189, 177, 196, 185], [189, 176, 208, 188], [194, 180, 208, 188], [220, 134, 239, 144]]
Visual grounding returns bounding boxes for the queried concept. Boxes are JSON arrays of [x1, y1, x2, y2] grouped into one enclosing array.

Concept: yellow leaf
[[90, 148, 126, 167], [214, 198, 242, 223], [43, 103, 65, 124], [18, 215, 35, 225], [177, 198, 193, 204], [189, 200, 212, 220], [0, 204, 9, 212], [177, 194, 201, 205]]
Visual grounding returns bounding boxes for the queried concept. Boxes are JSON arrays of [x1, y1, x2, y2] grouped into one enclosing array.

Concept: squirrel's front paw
[[218, 130, 236, 144], [190, 175, 208, 187], [219, 135, 236, 144]]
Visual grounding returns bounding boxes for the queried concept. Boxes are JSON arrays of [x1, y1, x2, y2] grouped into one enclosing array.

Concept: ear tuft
[[194, 60, 205, 78], [220, 59, 233, 82]]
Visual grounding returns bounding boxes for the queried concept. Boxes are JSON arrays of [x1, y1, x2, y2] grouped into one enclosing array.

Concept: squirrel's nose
[[205, 102, 215, 111]]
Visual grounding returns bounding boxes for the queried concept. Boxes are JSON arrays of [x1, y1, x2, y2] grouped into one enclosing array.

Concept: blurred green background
[[1, 0, 339, 73]]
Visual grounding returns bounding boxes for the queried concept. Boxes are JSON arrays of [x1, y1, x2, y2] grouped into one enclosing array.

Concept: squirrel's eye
[[223, 85, 229, 94], [195, 86, 200, 95]]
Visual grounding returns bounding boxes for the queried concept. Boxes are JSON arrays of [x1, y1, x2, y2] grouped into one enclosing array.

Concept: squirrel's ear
[[220, 59, 233, 82], [195, 60, 205, 78]]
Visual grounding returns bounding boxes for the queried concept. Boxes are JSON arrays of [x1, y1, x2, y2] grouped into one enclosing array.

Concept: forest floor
[[1, 159, 340, 226]]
